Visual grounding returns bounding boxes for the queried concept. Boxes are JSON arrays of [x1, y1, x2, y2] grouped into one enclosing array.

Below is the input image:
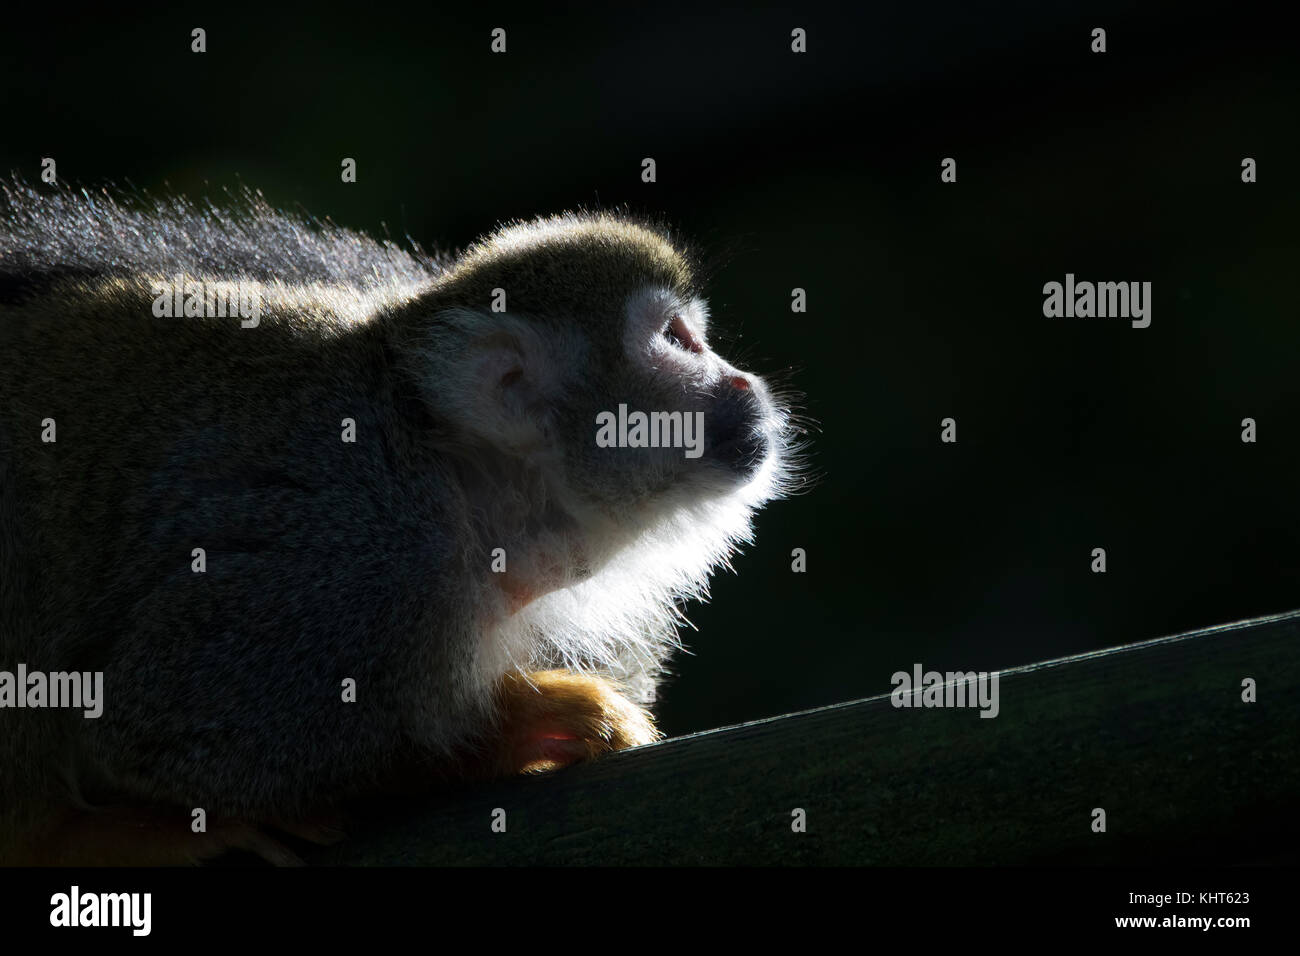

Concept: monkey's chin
[[709, 429, 768, 477], [717, 430, 787, 509]]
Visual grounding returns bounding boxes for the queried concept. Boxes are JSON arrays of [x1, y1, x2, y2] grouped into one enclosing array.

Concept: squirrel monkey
[[0, 181, 799, 864]]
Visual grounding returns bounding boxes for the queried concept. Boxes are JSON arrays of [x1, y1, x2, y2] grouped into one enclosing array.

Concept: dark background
[[3, 1, 1296, 737]]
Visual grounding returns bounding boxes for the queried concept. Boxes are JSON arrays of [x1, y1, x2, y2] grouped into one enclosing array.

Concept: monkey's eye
[[662, 314, 704, 354]]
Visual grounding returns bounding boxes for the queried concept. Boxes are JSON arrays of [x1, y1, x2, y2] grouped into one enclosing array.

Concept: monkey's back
[[0, 218, 481, 825]]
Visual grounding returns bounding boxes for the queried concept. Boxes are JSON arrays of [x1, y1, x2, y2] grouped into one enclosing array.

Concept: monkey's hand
[[491, 669, 661, 775]]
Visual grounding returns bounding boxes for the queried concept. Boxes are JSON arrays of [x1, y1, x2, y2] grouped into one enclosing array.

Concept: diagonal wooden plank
[[311, 610, 1300, 865]]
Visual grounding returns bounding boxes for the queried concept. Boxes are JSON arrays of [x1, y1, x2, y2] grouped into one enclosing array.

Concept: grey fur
[[0, 177, 446, 294]]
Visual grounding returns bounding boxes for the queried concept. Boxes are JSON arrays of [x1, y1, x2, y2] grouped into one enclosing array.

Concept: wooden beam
[[311, 610, 1300, 865]]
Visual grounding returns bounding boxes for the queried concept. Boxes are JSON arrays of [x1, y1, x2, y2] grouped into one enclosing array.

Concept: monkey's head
[[401, 212, 804, 685]]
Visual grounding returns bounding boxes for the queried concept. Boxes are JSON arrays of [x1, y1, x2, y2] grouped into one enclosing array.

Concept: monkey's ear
[[455, 338, 552, 451], [418, 309, 557, 450], [472, 343, 527, 395]]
